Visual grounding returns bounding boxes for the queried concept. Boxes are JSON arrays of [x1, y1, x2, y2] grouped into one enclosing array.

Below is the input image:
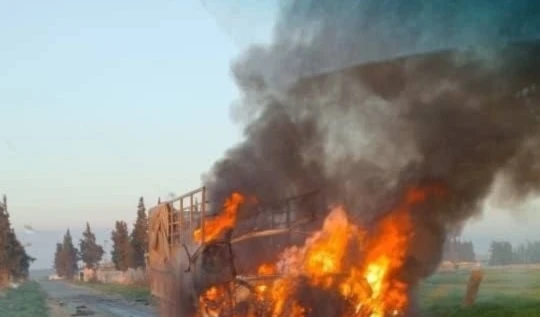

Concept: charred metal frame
[[159, 187, 209, 247], [156, 187, 322, 251], [232, 190, 322, 241], [148, 187, 325, 317], [180, 189, 323, 272]]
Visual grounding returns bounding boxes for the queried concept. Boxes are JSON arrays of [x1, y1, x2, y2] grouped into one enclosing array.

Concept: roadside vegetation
[[0, 195, 34, 286], [0, 282, 49, 317], [53, 197, 148, 280]]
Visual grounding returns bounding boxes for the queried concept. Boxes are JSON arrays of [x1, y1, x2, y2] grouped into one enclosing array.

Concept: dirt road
[[39, 280, 157, 317]]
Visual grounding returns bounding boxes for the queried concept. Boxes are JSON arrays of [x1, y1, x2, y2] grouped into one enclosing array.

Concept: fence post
[[463, 267, 484, 307]]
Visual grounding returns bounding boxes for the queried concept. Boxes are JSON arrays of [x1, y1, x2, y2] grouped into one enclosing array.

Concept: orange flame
[[198, 185, 445, 317], [257, 185, 443, 317], [193, 192, 245, 243], [204, 286, 220, 301], [198, 285, 226, 317], [258, 263, 277, 276]]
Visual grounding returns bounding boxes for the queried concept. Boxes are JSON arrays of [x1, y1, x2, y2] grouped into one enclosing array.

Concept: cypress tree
[[130, 197, 148, 269], [54, 243, 65, 277], [79, 222, 104, 270], [61, 229, 79, 279], [111, 221, 132, 271], [0, 196, 11, 285], [0, 195, 34, 283]]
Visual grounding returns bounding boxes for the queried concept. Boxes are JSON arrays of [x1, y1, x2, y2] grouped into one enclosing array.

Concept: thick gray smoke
[[201, 0, 540, 313]]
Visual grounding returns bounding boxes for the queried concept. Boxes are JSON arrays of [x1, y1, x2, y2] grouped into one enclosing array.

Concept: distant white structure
[[78, 261, 148, 285], [48, 274, 63, 281]]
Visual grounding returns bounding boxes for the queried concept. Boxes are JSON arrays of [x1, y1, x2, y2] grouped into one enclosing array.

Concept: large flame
[[197, 185, 445, 316], [193, 192, 245, 243]]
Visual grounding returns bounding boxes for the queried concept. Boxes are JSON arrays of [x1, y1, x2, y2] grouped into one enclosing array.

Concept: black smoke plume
[[202, 0, 540, 312]]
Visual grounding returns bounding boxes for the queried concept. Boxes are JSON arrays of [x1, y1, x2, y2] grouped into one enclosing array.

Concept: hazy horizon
[[19, 200, 540, 270]]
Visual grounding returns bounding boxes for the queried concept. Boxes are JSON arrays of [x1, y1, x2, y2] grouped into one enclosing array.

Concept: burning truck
[[147, 39, 540, 317]]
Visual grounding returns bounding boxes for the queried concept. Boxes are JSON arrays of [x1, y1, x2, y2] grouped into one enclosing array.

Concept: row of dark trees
[[53, 197, 148, 278], [53, 229, 79, 278], [0, 195, 35, 284], [441, 238, 540, 265], [442, 238, 476, 262], [111, 197, 148, 271], [488, 240, 540, 265]]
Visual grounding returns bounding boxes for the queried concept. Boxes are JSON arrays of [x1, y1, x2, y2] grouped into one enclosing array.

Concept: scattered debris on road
[[71, 305, 95, 316], [40, 280, 156, 317]]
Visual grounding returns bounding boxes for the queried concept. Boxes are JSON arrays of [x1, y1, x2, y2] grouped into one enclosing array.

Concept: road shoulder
[[40, 280, 155, 317]]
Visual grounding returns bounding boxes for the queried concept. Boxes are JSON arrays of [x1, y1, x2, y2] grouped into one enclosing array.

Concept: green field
[[419, 267, 540, 316], [0, 282, 49, 317]]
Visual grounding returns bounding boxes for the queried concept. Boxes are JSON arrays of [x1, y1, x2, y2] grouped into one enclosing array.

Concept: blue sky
[[0, 0, 280, 230], [1, 0, 539, 269]]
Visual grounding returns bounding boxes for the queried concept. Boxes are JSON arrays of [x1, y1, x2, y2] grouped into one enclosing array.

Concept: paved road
[[39, 280, 157, 317]]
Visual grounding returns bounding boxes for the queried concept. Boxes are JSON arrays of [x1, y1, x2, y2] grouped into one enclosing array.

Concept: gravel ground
[[39, 280, 157, 317]]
